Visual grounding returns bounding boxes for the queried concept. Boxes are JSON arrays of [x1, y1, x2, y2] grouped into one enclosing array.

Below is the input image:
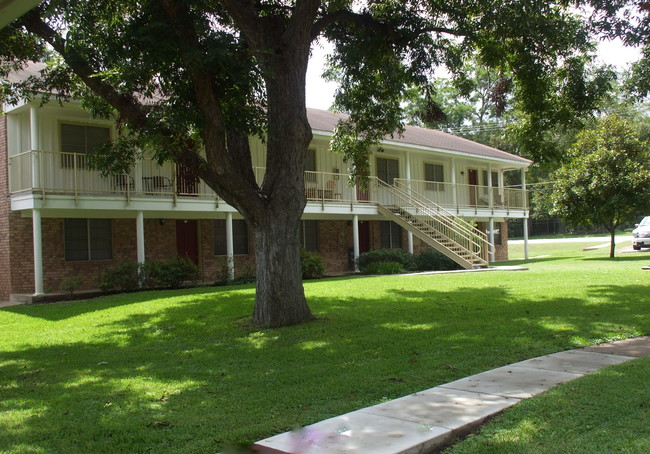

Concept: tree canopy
[[550, 115, 650, 257], [1, 0, 648, 326]]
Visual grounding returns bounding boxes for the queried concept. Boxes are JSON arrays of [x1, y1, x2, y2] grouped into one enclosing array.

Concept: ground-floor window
[[214, 219, 249, 255], [64, 218, 112, 261], [493, 222, 503, 246], [300, 220, 319, 252], [380, 221, 402, 249]]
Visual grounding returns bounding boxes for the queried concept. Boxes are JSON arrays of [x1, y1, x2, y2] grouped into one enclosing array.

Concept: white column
[[226, 213, 235, 280], [32, 209, 44, 295], [29, 105, 40, 189], [522, 168, 529, 260], [352, 215, 360, 272], [136, 211, 145, 264], [488, 218, 495, 263]]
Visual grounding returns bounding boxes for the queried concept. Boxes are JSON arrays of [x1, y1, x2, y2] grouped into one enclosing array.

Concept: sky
[[305, 38, 643, 111]]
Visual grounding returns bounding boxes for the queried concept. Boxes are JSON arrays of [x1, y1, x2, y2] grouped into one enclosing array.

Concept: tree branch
[[218, 0, 263, 45], [312, 8, 468, 41], [19, 8, 149, 129]]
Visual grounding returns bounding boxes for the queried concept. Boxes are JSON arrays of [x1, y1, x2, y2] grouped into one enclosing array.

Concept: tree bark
[[251, 209, 313, 327]]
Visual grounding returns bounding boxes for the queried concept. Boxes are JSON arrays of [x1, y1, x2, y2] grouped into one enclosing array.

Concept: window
[[481, 170, 499, 187], [424, 163, 445, 191], [377, 157, 399, 184], [380, 221, 402, 249], [60, 123, 111, 168], [64, 219, 112, 261], [214, 219, 249, 255], [305, 148, 317, 182], [300, 220, 319, 252]]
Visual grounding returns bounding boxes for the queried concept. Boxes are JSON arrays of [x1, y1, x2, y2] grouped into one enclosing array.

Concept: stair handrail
[[371, 178, 491, 262], [392, 179, 489, 243]]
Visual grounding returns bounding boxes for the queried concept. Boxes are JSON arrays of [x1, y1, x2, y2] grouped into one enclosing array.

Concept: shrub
[[301, 249, 324, 279], [357, 249, 414, 273], [213, 260, 256, 286], [60, 275, 83, 296], [143, 256, 201, 289], [413, 248, 461, 271], [365, 261, 406, 275], [98, 261, 140, 292]]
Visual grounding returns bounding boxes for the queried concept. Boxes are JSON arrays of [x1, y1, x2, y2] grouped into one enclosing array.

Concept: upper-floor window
[[214, 219, 249, 256], [424, 163, 445, 191], [481, 170, 499, 187], [305, 148, 317, 182], [64, 218, 112, 261], [377, 157, 399, 185], [60, 123, 111, 168]]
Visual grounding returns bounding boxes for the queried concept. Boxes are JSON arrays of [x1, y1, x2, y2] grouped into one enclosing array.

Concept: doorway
[[176, 220, 199, 264], [359, 221, 370, 254], [176, 163, 199, 195], [468, 168, 478, 206]]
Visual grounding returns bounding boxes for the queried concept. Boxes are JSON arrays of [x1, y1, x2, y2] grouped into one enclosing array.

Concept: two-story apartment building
[[0, 84, 531, 301]]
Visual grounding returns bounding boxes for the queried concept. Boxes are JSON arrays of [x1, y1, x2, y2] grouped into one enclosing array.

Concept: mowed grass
[[444, 356, 650, 454], [0, 239, 649, 453]]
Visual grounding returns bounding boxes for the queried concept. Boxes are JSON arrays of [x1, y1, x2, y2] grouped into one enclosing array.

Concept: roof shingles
[[307, 108, 531, 166]]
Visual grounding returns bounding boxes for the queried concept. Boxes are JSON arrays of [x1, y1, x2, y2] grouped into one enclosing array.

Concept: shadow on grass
[[501, 256, 582, 265], [0, 284, 256, 322], [0, 281, 648, 453], [583, 255, 650, 263]]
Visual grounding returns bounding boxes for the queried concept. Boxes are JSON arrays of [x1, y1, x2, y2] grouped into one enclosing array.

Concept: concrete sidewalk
[[253, 336, 650, 454]]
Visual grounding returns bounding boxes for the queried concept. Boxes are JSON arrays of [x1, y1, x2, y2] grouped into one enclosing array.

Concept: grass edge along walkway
[[253, 336, 650, 454]]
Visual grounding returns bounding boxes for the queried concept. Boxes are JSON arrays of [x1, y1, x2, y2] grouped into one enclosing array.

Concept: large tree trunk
[[251, 208, 313, 327], [245, 15, 315, 327]]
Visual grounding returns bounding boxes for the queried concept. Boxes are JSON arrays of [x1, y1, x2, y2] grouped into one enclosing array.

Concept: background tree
[[550, 115, 650, 257], [0, 1, 645, 327]]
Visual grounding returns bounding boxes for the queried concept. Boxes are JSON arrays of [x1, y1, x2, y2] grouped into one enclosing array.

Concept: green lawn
[[444, 355, 650, 454], [0, 240, 648, 453]]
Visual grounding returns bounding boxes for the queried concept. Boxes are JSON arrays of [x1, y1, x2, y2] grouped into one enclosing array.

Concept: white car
[[632, 216, 650, 250]]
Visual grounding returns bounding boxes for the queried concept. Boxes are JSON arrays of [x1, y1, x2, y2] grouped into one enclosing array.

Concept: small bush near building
[[143, 256, 202, 289], [98, 261, 141, 292], [301, 249, 325, 279], [414, 248, 462, 272], [357, 249, 415, 273], [60, 275, 83, 296], [99, 257, 201, 292], [365, 261, 406, 275], [357, 248, 461, 275]]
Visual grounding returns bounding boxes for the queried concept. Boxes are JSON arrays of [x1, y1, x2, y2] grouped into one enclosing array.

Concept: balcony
[[9, 150, 528, 214]]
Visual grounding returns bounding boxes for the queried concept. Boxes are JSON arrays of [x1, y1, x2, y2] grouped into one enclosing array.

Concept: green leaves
[[550, 115, 650, 236]]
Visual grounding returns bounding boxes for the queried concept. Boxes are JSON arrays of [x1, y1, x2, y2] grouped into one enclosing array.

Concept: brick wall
[[315, 220, 354, 273], [494, 220, 509, 262], [199, 219, 256, 282]]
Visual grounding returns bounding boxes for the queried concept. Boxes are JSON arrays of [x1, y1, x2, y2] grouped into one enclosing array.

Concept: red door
[[468, 169, 478, 206], [176, 163, 199, 195], [176, 220, 199, 264]]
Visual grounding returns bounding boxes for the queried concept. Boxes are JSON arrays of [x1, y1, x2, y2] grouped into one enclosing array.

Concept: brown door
[[176, 163, 199, 195], [176, 220, 199, 264], [359, 221, 370, 254], [468, 169, 478, 206]]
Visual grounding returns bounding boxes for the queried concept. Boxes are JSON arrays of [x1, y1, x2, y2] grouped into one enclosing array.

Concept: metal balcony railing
[[9, 151, 527, 213]]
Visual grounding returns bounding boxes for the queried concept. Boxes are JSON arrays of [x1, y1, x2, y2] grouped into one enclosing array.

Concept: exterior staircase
[[373, 178, 492, 269]]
